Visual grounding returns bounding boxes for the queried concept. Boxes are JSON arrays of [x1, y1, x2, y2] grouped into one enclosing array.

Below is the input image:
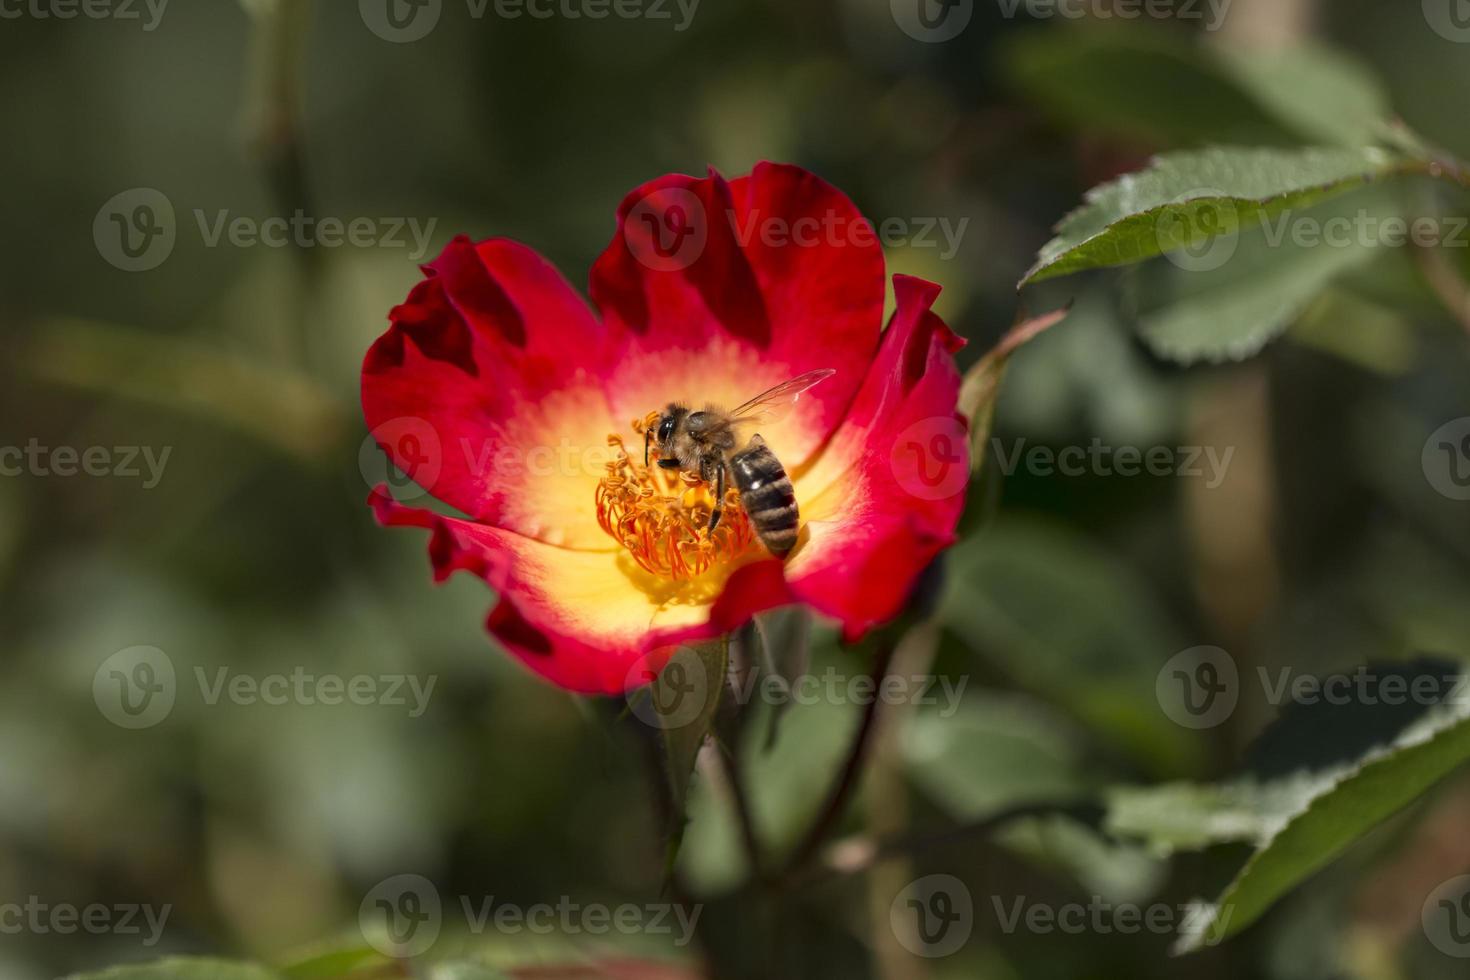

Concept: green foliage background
[[2, 0, 1470, 978]]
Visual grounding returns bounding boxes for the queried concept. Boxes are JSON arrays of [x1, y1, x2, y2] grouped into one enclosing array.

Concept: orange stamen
[[595, 415, 757, 580]]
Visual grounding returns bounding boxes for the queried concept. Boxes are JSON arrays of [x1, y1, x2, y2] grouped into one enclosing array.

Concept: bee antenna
[[644, 426, 652, 467]]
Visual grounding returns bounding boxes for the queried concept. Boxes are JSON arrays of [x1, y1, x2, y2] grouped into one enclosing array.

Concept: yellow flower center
[[595, 414, 758, 581]]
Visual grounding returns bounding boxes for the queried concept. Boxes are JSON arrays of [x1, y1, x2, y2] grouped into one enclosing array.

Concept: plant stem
[[1414, 240, 1470, 338], [804, 801, 1103, 887], [710, 741, 765, 880], [780, 637, 900, 880]]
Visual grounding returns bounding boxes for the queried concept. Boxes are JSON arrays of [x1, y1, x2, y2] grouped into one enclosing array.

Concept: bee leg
[[708, 464, 725, 533], [644, 427, 652, 468]]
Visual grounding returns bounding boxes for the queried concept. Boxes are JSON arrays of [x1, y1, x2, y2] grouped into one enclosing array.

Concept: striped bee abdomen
[[730, 435, 799, 558]]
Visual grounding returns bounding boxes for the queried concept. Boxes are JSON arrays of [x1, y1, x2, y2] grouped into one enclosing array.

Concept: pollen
[[595, 415, 757, 581]]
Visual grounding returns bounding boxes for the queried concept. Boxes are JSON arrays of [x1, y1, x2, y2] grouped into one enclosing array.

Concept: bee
[[646, 368, 836, 559]]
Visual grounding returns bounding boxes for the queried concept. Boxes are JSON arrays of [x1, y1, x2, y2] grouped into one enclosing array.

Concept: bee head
[[646, 404, 688, 468]]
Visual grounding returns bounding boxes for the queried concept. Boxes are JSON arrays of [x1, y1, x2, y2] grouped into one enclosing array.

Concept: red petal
[[591, 163, 885, 467], [369, 488, 795, 694], [362, 236, 620, 549], [786, 275, 969, 641]]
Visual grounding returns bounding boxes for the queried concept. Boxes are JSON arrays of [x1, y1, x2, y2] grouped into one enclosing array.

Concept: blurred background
[[3, 0, 1470, 977]]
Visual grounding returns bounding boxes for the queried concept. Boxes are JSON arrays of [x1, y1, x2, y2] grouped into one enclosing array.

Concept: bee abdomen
[[730, 437, 800, 558]]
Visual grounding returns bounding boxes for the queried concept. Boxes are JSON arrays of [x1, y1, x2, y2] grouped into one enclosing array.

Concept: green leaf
[[1186, 710, 1470, 951], [1003, 25, 1283, 147], [904, 692, 1088, 818], [649, 639, 728, 875], [66, 959, 282, 980], [752, 608, 812, 751], [424, 965, 512, 980], [280, 944, 393, 979], [1215, 43, 1392, 149], [1021, 145, 1406, 286], [939, 519, 1194, 774], [997, 814, 1166, 907], [1122, 181, 1405, 363], [1104, 660, 1470, 952], [1107, 780, 1291, 853], [905, 692, 1165, 904], [1005, 26, 1392, 150]]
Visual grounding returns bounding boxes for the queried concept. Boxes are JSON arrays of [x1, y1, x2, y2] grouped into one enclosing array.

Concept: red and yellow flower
[[362, 163, 969, 693]]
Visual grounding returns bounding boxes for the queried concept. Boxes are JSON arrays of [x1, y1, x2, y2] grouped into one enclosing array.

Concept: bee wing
[[728, 369, 837, 427]]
